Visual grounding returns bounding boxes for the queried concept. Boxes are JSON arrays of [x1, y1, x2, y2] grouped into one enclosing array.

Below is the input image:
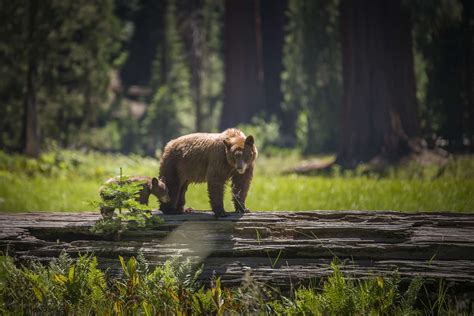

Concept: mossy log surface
[[1, 211, 474, 291]]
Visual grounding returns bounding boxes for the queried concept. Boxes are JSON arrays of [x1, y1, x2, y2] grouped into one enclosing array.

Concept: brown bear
[[159, 128, 257, 217], [100, 176, 170, 218]]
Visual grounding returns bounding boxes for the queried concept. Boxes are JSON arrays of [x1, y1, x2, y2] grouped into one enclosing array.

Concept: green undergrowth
[[90, 172, 164, 235], [0, 150, 473, 212], [0, 253, 469, 315]]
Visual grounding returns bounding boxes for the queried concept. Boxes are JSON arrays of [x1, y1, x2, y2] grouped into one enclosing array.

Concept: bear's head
[[150, 177, 170, 203], [223, 135, 258, 174]]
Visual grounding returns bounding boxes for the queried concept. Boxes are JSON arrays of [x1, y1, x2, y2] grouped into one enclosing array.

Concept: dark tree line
[[413, 0, 474, 151], [0, 0, 472, 166], [0, 0, 122, 157]]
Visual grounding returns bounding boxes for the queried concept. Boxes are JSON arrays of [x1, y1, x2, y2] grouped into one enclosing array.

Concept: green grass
[[0, 150, 161, 212], [0, 174, 99, 212], [0, 150, 473, 212], [186, 176, 474, 212]]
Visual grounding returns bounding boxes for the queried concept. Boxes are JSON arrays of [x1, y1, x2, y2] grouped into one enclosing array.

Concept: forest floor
[[0, 149, 473, 213]]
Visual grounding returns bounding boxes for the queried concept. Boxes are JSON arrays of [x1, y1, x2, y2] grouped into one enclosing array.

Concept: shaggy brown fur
[[100, 176, 170, 218], [159, 128, 258, 217]]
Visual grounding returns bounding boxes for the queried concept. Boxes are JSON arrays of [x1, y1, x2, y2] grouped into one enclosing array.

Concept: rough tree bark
[[220, 0, 265, 130], [337, 0, 419, 168], [1, 211, 474, 295]]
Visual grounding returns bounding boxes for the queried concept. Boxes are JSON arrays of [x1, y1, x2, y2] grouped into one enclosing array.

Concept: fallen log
[[1, 210, 474, 293]]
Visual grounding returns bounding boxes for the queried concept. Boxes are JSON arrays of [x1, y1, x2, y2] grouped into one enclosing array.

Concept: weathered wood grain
[[1, 210, 474, 292]]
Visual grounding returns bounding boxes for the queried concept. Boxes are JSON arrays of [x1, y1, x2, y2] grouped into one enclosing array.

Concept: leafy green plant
[[0, 253, 111, 315], [0, 254, 470, 315], [90, 168, 164, 236], [113, 255, 205, 315], [89, 217, 123, 235]]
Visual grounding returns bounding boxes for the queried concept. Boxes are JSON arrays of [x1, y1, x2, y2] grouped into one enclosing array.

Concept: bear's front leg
[[207, 178, 228, 218], [231, 165, 254, 213]]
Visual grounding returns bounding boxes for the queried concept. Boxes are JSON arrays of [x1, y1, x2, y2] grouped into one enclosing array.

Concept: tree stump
[[1, 211, 474, 293]]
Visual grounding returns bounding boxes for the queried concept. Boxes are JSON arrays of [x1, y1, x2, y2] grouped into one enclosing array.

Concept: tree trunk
[[261, 0, 287, 118], [23, 0, 40, 158], [220, 0, 265, 130], [2, 211, 474, 295], [83, 70, 96, 128], [261, 0, 288, 116], [337, 0, 418, 167], [186, 5, 204, 132], [462, 0, 473, 149]]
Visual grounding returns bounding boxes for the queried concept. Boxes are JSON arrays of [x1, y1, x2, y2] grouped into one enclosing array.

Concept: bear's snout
[[236, 162, 247, 174]]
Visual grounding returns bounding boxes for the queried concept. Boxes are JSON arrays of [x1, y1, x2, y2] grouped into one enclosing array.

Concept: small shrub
[[90, 170, 164, 236], [89, 217, 123, 235]]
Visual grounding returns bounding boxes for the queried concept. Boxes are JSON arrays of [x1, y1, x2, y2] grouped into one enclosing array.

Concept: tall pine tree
[[145, 0, 192, 154], [0, 0, 122, 154]]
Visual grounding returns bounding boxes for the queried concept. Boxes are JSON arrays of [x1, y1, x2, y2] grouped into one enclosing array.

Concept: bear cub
[[100, 176, 170, 218], [159, 128, 257, 217]]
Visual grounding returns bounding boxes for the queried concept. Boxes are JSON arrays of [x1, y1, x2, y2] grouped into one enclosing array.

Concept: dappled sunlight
[[162, 221, 217, 263]]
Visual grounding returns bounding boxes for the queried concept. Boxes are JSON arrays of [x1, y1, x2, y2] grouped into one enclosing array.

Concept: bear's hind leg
[[176, 182, 189, 213]]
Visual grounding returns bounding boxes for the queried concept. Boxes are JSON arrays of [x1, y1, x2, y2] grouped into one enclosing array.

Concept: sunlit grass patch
[[0, 173, 99, 212], [182, 175, 474, 212], [0, 150, 473, 213]]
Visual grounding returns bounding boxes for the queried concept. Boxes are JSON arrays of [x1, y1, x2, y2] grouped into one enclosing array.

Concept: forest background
[[0, 2, 473, 313], [0, 0, 473, 212]]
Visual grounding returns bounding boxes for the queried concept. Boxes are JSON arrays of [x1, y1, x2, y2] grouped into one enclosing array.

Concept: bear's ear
[[151, 177, 159, 187], [223, 138, 232, 150], [245, 135, 254, 146]]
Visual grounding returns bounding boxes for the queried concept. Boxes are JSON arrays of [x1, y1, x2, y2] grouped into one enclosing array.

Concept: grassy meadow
[[0, 150, 473, 213], [1, 150, 473, 314]]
